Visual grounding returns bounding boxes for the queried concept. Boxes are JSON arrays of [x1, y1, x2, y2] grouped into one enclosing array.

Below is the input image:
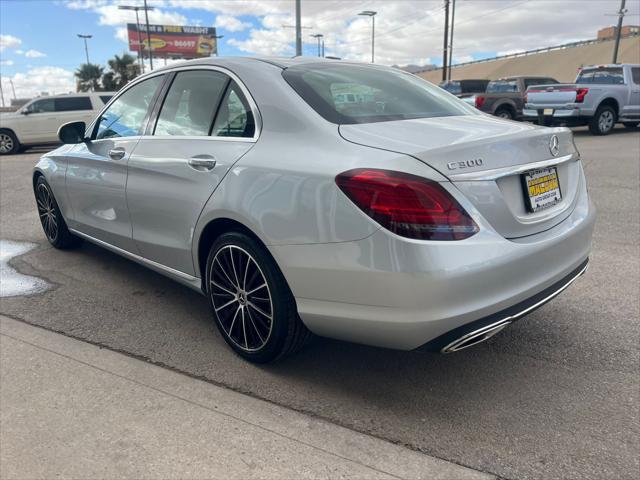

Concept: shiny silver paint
[[34, 57, 595, 351]]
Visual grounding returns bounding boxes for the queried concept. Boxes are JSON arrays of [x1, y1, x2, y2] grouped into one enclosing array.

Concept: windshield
[[440, 81, 462, 94], [486, 80, 519, 93], [283, 63, 475, 125]]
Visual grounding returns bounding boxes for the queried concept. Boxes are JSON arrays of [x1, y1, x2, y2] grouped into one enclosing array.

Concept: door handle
[[188, 156, 216, 171], [109, 147, 126, 160]]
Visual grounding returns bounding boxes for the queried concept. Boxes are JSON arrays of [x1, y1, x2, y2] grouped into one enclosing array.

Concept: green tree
[[75, 63, 104, 92], [103, 53, 140, 91]]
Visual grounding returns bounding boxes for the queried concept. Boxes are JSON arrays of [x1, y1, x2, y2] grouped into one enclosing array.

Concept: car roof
[[150, 56, 341, 74], [31, 92, 117, 99]]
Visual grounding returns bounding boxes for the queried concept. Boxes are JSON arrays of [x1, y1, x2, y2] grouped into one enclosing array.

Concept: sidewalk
[[0, 315, 492, 480]]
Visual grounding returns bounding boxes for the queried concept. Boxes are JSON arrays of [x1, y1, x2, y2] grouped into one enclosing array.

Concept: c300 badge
[[447, 158, 484, 170]]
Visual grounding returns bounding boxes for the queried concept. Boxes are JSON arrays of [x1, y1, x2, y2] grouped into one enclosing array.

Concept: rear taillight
[[575, 88, 589, 103], [475, 96, 485, 109], [335, 169, 479, 241]]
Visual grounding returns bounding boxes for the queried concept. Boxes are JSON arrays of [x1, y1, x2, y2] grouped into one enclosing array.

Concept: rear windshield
[[486, 79, 519, 93], [576, 68, 624, 85], [282, 63, 474, 125]]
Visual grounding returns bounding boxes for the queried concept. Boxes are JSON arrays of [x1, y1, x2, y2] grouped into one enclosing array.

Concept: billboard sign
[[127, 24, 218, 58]]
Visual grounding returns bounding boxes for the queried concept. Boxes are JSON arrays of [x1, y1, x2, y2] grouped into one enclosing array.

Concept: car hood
[[339, 113, 572, 178]]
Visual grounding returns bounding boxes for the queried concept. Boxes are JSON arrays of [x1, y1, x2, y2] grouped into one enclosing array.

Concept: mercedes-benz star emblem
[[549, 135, 560, 157]]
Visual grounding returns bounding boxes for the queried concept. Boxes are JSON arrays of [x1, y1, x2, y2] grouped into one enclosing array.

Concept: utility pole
[[612, 0, 627, 64], [310, 34, 323, 57], [143, 0, 153, 70], [118, 4, 155, 74], [442, 0, 449, 82], [358, 11, 377, 63], [447, 0, 456, 81], [321, 39, 325, 58], [295, 0, 302, 56], [77, 34, 92, 64]]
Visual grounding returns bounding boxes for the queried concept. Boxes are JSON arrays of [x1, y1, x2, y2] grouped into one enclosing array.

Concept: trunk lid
[[339, 115, 582, 239]]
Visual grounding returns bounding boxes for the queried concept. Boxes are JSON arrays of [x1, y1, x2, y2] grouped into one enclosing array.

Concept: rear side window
[[283, 63, 473, 124], [440, 81, 462, 94], [99, 95, 113, 104], [54, 97, 93, 112], [154, 70, 228, 136], [524, 78, 557, 89], [632, 68, 640, 85], [211, 81, 256, 138], [487, 80, 519, 93], [95, 75, 163, 140], [577, 68, 624, 85]]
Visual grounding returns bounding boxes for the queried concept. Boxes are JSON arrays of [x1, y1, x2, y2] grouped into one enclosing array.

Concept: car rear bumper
[[268, 177, 595, 351], [523, 105, 595, 121]]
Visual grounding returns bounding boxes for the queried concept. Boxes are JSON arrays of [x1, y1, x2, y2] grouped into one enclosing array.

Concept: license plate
[[522, 167, 562, 212], [543, 108, 554, 115]]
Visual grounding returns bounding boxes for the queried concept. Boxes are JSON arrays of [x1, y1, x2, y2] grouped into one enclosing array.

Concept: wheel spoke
[[210, 279, 236, 296], [215, 297, 238, 312], [215, 257, 238, 289], [246, 283, 267, 295], [246, 307, 265, 344], [241, 307, 248, 349], [247, 301, 272, 320], [228, 248, 241, 288]]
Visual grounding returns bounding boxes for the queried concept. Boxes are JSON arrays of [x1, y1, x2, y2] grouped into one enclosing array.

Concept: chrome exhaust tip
[[441, 319, 512, 353]]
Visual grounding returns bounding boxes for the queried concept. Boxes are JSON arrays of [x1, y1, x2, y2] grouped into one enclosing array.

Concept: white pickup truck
[[524, 64, 640, 135], [0, 92, 114, 155]]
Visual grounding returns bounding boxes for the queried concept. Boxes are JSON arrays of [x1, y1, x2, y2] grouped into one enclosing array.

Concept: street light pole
[[214, 35, 224, 56], [118, 5, 155, 74], [442, 0, 450, 82], [358, 11, 377, 63], [310, 34, 323, 57], [612, 0, 627, 64], [143, 0, 153, 70], [77, 34, 92, 64]]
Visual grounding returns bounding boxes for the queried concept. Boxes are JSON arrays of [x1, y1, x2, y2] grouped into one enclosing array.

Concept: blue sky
[[1, 0, 637, 99]]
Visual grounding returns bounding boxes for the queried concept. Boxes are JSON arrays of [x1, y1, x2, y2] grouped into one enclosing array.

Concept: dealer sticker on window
[[522, 167, 562, 213]]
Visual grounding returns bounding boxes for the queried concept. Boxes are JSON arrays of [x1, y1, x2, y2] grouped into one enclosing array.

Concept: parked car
[[468, 76, 559, 120], [0, 92, 114, 155], [524, 64, 640, 135], [439, 79, 489, 103], [34, 58, 594, 363]]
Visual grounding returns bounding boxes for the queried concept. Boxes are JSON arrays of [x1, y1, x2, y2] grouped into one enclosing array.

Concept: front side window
[[577, 68, 624, 85], [283, 64, 473, 124], [95, 75, 163, 140], [54, 97, 93, 112], [99, 95, 113, 104], [25, 98, 55, 114], [154, 70, 228, 136], [487, 80, 519, 93], [211, 81, 256, 137], [631, 67, 640, 85]]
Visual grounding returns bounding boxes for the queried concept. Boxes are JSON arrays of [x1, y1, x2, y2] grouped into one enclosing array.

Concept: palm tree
[[104, 54, 140, 91], [75, 63, 104, 92]]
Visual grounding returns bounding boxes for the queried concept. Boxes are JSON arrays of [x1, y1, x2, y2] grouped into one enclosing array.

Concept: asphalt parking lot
[[1, 126, 638, 480]]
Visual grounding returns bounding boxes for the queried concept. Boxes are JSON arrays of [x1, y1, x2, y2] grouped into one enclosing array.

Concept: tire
[[589, 105, 616, 135], [205, 232, 311, 363], [623, 122, 639, 129], [495, 108, 514, 120], [0, 129, 20, 155], [34, 176, 82, 249]]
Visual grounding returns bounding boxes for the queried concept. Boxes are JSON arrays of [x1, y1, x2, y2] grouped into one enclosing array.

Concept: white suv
[[0, 92, 115, 155]]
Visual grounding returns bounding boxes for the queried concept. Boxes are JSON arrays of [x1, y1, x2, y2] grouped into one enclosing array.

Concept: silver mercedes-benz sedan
[[33, 57, 595, 363]]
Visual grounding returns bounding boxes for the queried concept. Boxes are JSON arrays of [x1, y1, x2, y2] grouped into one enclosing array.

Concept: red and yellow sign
[[127, 24, 217, 58]]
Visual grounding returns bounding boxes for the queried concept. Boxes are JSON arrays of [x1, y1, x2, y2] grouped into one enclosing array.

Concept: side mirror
[[21, 109, 30, 115], [58, 121, 87, 144]]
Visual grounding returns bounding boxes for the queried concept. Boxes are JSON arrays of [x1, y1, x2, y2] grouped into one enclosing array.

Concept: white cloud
[[215, 14, 251, 32], [94, 4, 187, 27], [24, 49, 46, 58], [0, 59, 14, 66], [0, 34, 22, 52], [1, 66, 76, 98]]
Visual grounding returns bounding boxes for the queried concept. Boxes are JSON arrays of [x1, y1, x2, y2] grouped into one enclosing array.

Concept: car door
[[19, 97, 58, 143], [627, 67, 640, 119], [126, 68, 258, 275], [64, 74, 165, 252]]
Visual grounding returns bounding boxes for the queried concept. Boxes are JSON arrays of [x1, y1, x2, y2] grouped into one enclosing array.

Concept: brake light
[[475, 96, 485, 108], [575, 88, 589, 103], [335, 169, 479, 241]]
